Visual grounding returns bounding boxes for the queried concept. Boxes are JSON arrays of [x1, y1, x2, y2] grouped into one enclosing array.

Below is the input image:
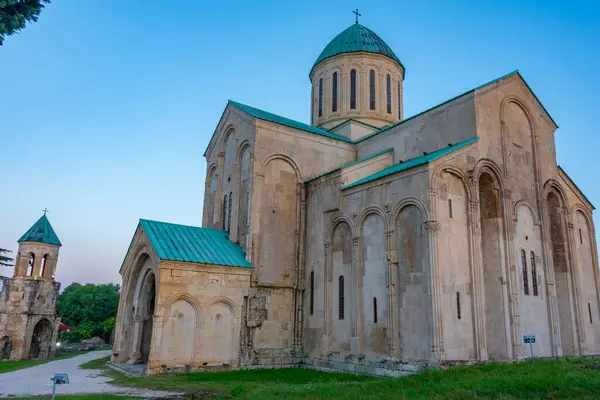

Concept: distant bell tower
[[0, 211, 62, 361], [14, 211, 62, 279]]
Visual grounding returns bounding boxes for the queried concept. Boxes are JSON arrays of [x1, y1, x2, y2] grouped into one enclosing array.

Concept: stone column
[[470, 199, 489, 361], [322, 242, 332, 352], [295, 184, 307, 351], [385, 229, 397, 353], [564, 211, 584, 354], [424, 220, 444, 362], [216, 151, 225, 229], [540, 197, 561, 356], [501, 188, 522, 360], [231, 160, 242, 241], [127, 316, 143, 364], [31, 254, 42, 278], [351, 236, 361, 353], [147, 314, 163, 369], [250, 170, 264, 283]]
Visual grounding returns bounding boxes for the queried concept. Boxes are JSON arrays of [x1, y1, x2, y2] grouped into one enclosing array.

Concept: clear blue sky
[[1, 0, 599, 286]]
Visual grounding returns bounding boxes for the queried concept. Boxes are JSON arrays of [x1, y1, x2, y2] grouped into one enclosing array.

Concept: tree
[[0, 248, 14, 267], [0, 0, 51, 46], [57, 283, 120, 342]]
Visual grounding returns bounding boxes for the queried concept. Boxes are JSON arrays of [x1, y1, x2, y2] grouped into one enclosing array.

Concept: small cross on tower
[[42, 208, 49, 215], [353, 8, 361, 24]]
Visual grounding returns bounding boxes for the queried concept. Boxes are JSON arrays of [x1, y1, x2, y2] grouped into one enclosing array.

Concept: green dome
[[311, 23, 404, 76]]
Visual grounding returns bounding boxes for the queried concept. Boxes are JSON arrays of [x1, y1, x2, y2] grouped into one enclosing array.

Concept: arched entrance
[[29, 319, 52, 359], [1, 336, 12, 360], [139, 274, 156, 364], [127, 269, 156, 365]]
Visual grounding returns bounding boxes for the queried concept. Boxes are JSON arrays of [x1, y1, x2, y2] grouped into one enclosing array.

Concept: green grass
[[0, 350, 91, 374], [7, 396, 138, 400], [80, 355, 111, 370], [93, 357, 600, 399]]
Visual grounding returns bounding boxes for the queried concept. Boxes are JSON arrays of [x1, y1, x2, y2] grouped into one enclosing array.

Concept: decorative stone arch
[[203, 296, 238, 315], [391, 196, 430, 224], [28, 317, 53, 359], [500, 96, 537, 134], [236, 140, 252, 164], [473, 158, 506, 190], [219, 124, 237, 154], [544, 179, 569, 209], [431, 164, 473, 202], [359, 205, 389, 232], [328, 215, 356, 241], [159, 293, 202, 320], [513, 199, 540, 225], [258, 154, 302, 181], [571, 204, 594, 231]]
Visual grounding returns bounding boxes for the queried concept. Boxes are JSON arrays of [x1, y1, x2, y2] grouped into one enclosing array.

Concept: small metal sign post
[[523, 334, 536, 359], [50, 373, 69, 400]]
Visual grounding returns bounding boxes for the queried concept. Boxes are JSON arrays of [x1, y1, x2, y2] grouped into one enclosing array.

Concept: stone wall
[[0, 277, 60, 360]]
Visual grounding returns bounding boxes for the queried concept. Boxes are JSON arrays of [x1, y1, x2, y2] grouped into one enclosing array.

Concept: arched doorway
[[1, 336, 12, 360], [29, 319, 52, 359], [139, 273, 156, 364]]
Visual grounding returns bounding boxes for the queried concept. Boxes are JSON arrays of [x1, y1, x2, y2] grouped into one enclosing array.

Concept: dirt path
[[0, 350, 177, 398]]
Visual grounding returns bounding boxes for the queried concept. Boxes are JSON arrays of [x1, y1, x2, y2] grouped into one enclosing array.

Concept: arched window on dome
[[369, 70, 376, 110], [386, 74, 391, 114], [350, 70, 357, 110], [332, 72, 338, 112], [318, 78, 323, 118], [397, 81, 401, 119]]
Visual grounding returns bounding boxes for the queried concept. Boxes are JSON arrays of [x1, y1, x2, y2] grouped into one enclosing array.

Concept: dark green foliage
[[0, 0, 51, 45], [57, 283, 120, 343], [0, 248, 14, 267]]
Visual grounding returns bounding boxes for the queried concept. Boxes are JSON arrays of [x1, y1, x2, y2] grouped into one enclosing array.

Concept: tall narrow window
[[530, 251, 538, 296], [350, 70, 357, 109], [386, 74, 391, 114], [373, 297, 378, 323], [448, 199, 453, 218], [318, 78, 323, 117], [40, 255, 47, 277], [310, 271, 315, 315], [332, 72, 338, 112], [397, 81, 401, 119], [27, 254, 35, 276], [222, 195, 228, 230], [369, 70, 376, 110], [338, 275, 345, 320], [227, 192, 232, 233], [589, 302, 593, 323], [579, 228, 583, 244], [521, 249, 529, 295], [456, 292, 461, 320]]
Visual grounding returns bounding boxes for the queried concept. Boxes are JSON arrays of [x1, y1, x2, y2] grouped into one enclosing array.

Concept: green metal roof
[[229, 100, 352, 144], [304, 148, 394, 183], [343, 137, 479, 190], [140, 219, 253, 268], [311, 23, 404, 76], [18, 214, 62, 246]]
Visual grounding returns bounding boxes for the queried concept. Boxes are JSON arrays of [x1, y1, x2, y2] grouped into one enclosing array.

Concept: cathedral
[[113, 20, 600, 376]]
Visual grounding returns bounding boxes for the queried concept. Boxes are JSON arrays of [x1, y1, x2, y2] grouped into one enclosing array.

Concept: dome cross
[[353, 8, 361, 24]]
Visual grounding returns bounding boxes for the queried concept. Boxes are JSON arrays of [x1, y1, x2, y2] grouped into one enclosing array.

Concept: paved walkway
[[0, 350, 178, 398]]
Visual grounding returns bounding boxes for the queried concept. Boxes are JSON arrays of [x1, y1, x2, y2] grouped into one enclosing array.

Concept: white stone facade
[[114, 24, 600, 376]]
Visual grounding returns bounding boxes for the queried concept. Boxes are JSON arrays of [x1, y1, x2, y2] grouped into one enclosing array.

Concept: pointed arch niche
[[360, 212, 387, 355], [436, 170, 475, 360], [478, 172, 509, 360], [395, 204, 429, 360]]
